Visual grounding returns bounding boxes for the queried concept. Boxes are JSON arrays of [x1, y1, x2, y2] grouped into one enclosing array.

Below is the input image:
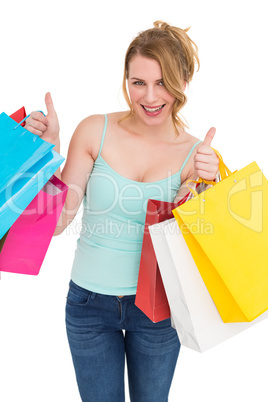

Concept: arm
[[53, 118, 95, 235], [24, 93, 102, 235]]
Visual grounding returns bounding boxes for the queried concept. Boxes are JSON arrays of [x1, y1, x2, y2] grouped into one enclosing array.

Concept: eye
[[133, 81, 145, 86], [158, 80, 165, 86]]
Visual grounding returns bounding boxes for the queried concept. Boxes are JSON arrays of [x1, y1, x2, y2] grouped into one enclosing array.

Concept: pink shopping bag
[[0, 175, 67, 275]]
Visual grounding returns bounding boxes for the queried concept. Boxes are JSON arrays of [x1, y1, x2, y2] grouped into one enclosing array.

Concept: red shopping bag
[[10, 106, 26, 125], [0, 174, 67, 275], [135, 193, 190, 322]]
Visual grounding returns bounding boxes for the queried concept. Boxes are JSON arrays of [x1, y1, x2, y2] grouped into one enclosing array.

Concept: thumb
[[203, 127, 216, 147], [45, 92, 56, 116]]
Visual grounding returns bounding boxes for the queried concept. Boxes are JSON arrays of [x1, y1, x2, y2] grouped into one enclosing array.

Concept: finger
[[24, 126, 44, 136], [31, 111, 49, 126], [45, 92, 56, 116], [203, 127, 216, 147], [196, 143, 215, 155], [195, 153, 212, 163], [29, 120, 48, 132], [195, 162, 210, 172], [195, 169, 215, 181]]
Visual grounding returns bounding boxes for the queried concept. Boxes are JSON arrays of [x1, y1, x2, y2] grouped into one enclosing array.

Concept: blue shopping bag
[[0, 111, 64, 239], [0, 112, 54, 191]]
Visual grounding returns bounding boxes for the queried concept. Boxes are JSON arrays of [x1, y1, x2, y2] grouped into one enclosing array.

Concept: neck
[[127, 114, 178, 142]]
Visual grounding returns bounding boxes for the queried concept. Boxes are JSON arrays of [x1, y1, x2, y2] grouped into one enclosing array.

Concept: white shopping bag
[[149, 218, 268, 352]]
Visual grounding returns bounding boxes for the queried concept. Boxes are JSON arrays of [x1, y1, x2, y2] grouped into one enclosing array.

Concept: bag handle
[[13, 110, 45, 130], [186, 148, 234, 197], [212, 148, 232, 180]]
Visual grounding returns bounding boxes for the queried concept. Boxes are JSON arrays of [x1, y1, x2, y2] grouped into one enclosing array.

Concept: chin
[[135, 107, 172, 126]]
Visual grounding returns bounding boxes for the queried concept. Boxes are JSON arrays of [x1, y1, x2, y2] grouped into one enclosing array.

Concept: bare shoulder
[[71, 112, 128, 159], [78, 113, 106, 129], [70, 114, 106, 160], [178, 128, 201, 148], [105, 111, 128, 126]]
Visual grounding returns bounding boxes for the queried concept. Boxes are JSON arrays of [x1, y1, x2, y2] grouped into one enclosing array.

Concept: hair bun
[[153, 20, 190, 41], [153, 20, 170, 30]]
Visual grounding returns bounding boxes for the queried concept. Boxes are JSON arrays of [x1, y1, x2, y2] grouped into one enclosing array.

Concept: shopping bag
[[172, 152, 268, 323], [0, 111, 54, 192], [149, 218, 268, 352], [0, 111, 64, 239], [0, 108, 28, 278], [9, 106, 27, 125], [0, 108, 27, 250], [0, 175, 68, 275], [135, 191, 192, 322], [0, 231, 8, 253]]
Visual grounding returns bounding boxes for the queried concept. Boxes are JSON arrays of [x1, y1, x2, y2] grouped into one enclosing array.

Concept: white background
[[1, 0, 268, 401]]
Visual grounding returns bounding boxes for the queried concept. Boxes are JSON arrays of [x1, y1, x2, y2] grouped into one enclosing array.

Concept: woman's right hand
[[24, 92, 60, 147]]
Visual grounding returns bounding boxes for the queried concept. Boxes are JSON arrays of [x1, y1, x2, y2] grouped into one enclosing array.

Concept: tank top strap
[[178, 140, 202, 174], [98, 114, 108, 158]]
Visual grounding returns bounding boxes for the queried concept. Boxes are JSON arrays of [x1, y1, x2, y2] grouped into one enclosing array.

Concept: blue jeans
[[65, 280, 180, 402]]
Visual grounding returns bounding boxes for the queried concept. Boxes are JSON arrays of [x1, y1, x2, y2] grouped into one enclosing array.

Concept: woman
[[25, 21, 219, 402]]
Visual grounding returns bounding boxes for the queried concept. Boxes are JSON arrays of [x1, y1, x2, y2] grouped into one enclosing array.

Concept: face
[[127, 55, 176, 127]]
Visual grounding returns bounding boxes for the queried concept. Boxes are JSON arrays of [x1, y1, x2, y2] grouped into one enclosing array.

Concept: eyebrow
[[130, 77, 163, 82]]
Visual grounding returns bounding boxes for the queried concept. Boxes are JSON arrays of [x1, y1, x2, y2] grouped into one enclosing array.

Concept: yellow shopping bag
[[172, 152, 268, 323]]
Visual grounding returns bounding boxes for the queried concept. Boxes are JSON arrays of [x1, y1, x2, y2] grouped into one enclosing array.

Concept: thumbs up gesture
[[194, 127, 219, 181], [24, 92, 60, 146]]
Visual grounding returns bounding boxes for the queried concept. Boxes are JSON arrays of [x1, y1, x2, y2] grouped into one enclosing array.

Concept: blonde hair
[[121, 21, 200, 134]]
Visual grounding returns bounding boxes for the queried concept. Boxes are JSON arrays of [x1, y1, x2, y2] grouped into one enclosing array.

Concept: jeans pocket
[[67, 282, 91, 306]]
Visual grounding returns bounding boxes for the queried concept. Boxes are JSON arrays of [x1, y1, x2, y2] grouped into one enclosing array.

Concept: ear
[[182, 81, 187, 92]]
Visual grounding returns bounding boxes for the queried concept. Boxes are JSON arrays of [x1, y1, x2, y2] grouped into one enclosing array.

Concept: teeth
[[143, 105, 164, 112]]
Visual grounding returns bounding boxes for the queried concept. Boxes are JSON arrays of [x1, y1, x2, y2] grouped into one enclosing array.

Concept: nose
[[144, 85, 158, 104]]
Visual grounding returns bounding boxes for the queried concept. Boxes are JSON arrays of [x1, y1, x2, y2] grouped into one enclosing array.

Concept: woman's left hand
[[194, 127, 219, 181]]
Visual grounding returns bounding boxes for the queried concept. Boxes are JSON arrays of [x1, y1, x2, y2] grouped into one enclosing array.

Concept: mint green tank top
[[71, 115, 201, 295]]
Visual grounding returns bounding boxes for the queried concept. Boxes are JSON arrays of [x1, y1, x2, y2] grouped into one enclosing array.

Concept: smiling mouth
[[141, 104, 165, 113]]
